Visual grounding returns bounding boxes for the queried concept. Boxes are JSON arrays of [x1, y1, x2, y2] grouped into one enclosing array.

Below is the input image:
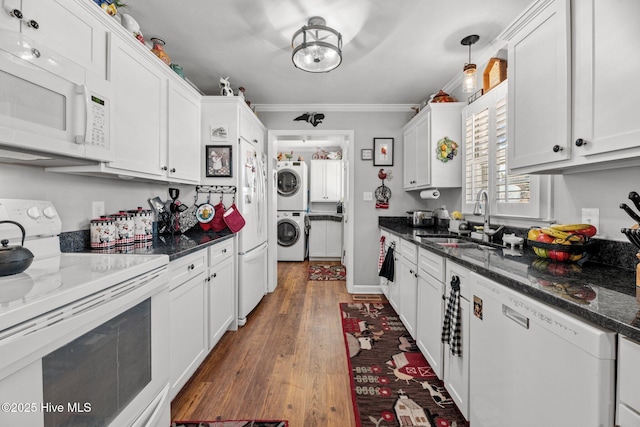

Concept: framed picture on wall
[[361, 149, 373, 160], [373, 138, 394, 166], [206, 145, 232, 177]]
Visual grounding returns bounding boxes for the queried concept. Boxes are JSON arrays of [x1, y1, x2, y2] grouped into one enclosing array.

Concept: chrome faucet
[[473, 190, 503, 242]]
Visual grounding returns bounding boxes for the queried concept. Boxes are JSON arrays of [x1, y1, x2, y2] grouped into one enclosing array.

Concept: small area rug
[[308, 264, 346, 281], [340, 303, 467, 427], [172, 421, 287, 427]]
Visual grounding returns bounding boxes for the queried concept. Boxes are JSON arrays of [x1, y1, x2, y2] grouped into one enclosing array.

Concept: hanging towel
[[223, 203, 246, 233], [442, 275, 462, 357], [378, 236, 386, 271], [378, 243, 395, 282], [211, 202, 227, 232]]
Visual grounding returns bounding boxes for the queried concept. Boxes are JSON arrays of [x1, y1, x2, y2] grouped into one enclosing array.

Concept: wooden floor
[[171, 260, 379, 426]]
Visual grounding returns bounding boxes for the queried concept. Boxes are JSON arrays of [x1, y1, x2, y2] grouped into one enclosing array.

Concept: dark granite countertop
[[64, 229, 234, 261], [306, 213, 343, 221], [379, 217, 640, 342]]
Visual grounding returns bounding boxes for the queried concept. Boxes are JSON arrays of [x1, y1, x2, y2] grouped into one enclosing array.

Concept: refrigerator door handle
[[502, 304, 529, 329]]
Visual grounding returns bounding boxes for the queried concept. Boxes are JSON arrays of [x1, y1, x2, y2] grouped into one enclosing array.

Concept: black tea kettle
[[0, 220, 34, 277]]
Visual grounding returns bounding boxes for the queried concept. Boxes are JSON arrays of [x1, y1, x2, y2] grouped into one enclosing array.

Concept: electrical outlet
[[363, 192, 373, 201], [92, 201, 105, 218], [581, 208, 600, 233]]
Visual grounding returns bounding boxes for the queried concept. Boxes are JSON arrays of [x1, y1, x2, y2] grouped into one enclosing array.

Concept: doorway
[[267, 129, 354, 293]]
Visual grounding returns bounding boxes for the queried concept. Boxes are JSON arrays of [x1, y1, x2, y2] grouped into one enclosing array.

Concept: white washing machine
[[277, 211, 306, 261], [277, 161, 308, 211]]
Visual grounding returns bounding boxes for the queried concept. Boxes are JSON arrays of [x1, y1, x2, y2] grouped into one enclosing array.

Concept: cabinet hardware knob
[[212, 273, 217, 278], [575, 138, 586, 147], [170, 168, 176, 173], [222, 248, 227, 253], [162, 166, 168, 171], [9, 8, 23, 19], [552, 145, 564, 153], [188, 264, 195, 270], [26, 19, 38, 29], [31, 48, 40, 58]]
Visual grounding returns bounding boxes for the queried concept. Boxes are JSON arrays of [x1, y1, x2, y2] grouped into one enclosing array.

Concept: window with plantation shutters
[[462, 80, 546, 219]]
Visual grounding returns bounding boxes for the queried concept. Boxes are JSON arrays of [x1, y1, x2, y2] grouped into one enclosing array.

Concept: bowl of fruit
[[527, 224, 597, 262]]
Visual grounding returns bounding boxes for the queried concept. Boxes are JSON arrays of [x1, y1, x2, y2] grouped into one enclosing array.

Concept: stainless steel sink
[[418, 236, 498, 250]]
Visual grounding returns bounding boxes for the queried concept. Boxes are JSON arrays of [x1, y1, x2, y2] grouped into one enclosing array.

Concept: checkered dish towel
[[378, 236, 386, 271], [442, 275, 462, 357]]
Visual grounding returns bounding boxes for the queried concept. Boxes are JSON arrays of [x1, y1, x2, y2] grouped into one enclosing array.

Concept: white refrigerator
[[236, 138, 268, 325]]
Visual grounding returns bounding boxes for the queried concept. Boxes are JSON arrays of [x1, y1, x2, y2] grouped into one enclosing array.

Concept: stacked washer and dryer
[[276, 161, 308, 261]]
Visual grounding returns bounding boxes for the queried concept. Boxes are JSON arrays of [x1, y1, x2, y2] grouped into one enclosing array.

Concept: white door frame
[[267, 129, 355, 294]]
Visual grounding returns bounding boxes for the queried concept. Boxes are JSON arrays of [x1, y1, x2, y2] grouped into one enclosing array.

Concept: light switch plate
[[581, 208, 600, 233], [92, 201, 105, 218], [363, 192, 373, 201]]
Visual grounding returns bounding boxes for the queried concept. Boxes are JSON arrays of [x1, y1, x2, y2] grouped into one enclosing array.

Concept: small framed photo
[[210, 124, 229, 141], [361, 149, 373, 160], [373, 137, 394, 166], [206, 145, 232, 177]]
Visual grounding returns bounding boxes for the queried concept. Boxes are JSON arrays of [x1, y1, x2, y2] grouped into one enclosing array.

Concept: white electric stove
[[0, 199, 171, 427]]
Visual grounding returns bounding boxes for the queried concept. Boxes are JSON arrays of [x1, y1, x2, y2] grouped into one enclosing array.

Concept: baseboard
[[350, 284, 383, 294]]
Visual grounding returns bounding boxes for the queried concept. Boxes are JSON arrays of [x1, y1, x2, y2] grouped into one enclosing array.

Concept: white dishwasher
[[469, 272, 615, 427]]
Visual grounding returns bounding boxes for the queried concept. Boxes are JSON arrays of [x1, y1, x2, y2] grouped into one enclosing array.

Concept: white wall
[[0, 163, 196, 232]]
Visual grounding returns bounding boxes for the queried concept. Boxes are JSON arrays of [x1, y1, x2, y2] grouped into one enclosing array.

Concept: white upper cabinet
[[403, 102, 464, 191], [502, 0, 640, 174], [167, 80, 201, 183], [572, 0, 640, 158], [500, 0, 571, 172], [108, 34, 167, 178], [0, 0, 107, 78], [310, 160, 343, 202]]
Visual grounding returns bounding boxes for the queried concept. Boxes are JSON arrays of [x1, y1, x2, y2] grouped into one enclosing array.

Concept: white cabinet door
[[388, 251, 401, 313], [414, 114, 431, 188], [310, 160, 342, 202], [325, 220, 343, 258], [1, 0, 107, 78], [417, 272, 444, 379], [403, 125, 417, 189], [208, 255, 234, 350], [398, 255, 418, 339], [109, 35, 166, 177], [167, 80, 201, 183], [502, 0, 571, 171], [573, 0, 640, 157], [308, 220, 327, 258], [169, 272, 207, 399]]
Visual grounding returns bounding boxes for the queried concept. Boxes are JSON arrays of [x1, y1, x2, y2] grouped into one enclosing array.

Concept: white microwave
[[0, 30, 113, 162]]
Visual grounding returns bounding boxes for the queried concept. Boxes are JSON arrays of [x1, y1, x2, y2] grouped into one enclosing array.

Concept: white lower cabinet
[[617, 335, 640, 425], [309, 219, 342, 260], [169, 250, 208, 399], [207, 239, 236, 350], [397, 239, 418, 338], [443, 261, 470, 421], [416, 247, 445, 379]]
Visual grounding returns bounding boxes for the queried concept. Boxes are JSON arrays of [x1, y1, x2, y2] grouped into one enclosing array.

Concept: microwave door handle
[[74, 84, 90, 144]]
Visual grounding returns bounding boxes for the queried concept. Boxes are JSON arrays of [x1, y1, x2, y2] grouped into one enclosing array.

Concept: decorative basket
[[527, 239, 594, 262]]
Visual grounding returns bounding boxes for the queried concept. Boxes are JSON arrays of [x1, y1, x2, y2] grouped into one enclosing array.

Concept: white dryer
[[277, 211, 306, 261], [277, 161, 308, 211]]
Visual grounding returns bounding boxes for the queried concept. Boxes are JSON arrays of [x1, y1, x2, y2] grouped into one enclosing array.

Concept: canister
[[112, 211, 135, 247], [90, 216, 116, 249], [129, 207, 154, 242]]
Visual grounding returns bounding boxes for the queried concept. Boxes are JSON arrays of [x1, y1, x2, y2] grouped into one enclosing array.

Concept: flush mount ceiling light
[[291, 16, 342, 73], [461, 34, 480, 93]]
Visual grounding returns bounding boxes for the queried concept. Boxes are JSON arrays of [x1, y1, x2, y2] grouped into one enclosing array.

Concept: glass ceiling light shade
[[291, 16, 343, 73], [461, 34, 480, 93]]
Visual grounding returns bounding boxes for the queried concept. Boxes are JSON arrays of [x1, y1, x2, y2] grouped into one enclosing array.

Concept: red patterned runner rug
[[172, 421, 287, 427], [341, 303, 467, 427], [308, 264, 346, 281]]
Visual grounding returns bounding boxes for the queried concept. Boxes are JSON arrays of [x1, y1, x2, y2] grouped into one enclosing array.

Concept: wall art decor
[[210, 124, 228, 141], [206, 145, 232, 177], [361, 149, 373, 160], [294, 112, 325, 127], [373, 137, 394, 166]]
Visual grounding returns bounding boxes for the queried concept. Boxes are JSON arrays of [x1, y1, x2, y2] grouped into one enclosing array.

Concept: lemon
[[451, 211, 463, 220]]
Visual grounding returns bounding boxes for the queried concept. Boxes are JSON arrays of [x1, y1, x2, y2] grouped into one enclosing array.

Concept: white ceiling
[[127, 0, 531, 105]]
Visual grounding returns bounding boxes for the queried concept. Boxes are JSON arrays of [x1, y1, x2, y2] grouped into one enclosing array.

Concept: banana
[[550, 223, 593, 231], [540, 227, 582, 242]]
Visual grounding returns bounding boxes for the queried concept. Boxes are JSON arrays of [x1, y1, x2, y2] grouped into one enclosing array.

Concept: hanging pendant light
[[461, 35, 480, 93], [291, 16, 342, 73]]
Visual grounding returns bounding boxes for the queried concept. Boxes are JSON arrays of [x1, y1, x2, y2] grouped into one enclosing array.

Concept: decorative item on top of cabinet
[[219, 76, 233, 96], [373, 137, 394, 166], [294, 112, 325, 127], [150, 37, 171, 65], [483, 58, 507, 93]]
